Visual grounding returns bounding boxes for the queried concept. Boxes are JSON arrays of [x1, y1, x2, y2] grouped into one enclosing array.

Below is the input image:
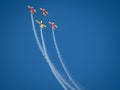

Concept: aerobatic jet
[[40, 8, 48, 16], [28, 6, 36, 14], [49, 22, 58, 30], [36, 20, 47, 29]]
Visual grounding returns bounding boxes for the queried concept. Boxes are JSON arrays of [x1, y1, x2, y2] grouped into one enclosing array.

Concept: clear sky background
[[0, 0, 120, 90]]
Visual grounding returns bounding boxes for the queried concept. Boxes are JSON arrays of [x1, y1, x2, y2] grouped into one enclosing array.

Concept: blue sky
[[0, 0, 120, 90]]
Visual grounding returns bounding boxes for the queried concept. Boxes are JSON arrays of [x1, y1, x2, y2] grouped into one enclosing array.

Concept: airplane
[[36, 20, 47, 29], [40, 8, 48, 16], [28, 6, 36, 14], [49, 22, 58, 30]]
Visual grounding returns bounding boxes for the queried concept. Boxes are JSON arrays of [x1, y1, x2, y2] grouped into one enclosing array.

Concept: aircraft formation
[[28, 5, 57, 30], [28, 4, 81, 90]]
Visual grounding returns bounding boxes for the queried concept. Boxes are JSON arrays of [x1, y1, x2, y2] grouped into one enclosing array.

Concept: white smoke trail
[[31, 14, 76, 90], [31, 14, 68, 90], [30, 14, 44, 55], [52, 30, 80, 90], [40, 28, 76, 90]]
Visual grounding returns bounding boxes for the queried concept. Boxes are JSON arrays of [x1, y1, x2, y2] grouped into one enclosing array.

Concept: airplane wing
[[34, 9, 36, 12], [36, 20, 40, 24], [44, 24, 47, 27], [55, 25, 58, 28], [46, 11, 48, 14]]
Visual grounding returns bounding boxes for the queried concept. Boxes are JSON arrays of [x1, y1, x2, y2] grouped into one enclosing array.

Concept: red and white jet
[[40, 8, 48, 16], [28, 6, 36, 14], [49, 22, 58, 30]]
